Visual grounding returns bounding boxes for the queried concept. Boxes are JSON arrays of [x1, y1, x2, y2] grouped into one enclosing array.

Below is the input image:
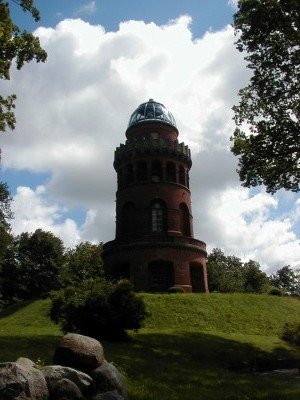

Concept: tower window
[[151, 201, 167, 232], [179, 165, 186, 186], [137, 161, 148, 181], [151, 160, 162, 181], [166, 162, 176, 182], [179, 202, 191, 236]]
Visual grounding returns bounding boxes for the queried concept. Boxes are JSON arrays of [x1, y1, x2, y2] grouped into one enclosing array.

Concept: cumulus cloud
[[11, 186, 81, 247], [1, 17, 299, 272]]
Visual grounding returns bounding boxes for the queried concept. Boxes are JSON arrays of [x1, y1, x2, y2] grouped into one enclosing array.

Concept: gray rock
[[42, 365, 93, 395], [92, 390, 124, 400], [50, 378, 84, 400], [54, 333, 104, 370], [91, 362, 126, 398], [16, 358, 35, 369], [0, 361, 48, 400]]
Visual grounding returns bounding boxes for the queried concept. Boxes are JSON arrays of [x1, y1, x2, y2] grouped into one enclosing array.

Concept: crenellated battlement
[[114, 138, 191, 167]]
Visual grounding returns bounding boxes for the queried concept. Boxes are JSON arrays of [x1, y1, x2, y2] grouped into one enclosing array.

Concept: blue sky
[[11, 0, 234, 37], [1, 0, 299, 272]]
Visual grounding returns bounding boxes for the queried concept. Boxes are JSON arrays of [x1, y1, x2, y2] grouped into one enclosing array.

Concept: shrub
[[168, 286, 186, 294], [268, 287, 284, 296], [50, 278, 147, 340], [281, 322, 300, 346]]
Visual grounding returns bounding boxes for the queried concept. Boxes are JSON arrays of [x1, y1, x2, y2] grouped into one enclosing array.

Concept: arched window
[[178, 165, 186, 186], [122, 202, 135, 235], [151, 200, 167, 232], [151, 160, 162, 182], [166, 162, 176, 182], [137, 161, 148, 181], [179, 203, 191, 236], [124, 164, 134, 185]]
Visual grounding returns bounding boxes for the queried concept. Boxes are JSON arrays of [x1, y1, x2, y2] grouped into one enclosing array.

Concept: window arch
[[122, 202, 135, 235], [151, 200, 167, 232], [179, 203, 191, 236], [166, 162, 176, 182], [178, 165, 186, 186]]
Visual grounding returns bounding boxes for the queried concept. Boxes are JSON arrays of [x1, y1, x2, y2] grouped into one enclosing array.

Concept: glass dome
[[128, 99, 177, 129]]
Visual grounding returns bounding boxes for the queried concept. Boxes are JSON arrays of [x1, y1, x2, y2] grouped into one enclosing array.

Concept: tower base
[[103, 236, 208, 293]]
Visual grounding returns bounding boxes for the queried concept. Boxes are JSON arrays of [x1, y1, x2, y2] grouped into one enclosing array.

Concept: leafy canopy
[[231, 0, 300, 193], [0, 0, 47, 131]]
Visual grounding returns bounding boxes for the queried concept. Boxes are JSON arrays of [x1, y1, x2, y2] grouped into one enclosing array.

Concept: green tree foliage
[[0, 0, 47, 131], [0, 181, 13, 267], [270, 265, 300, 296], [63, 242, 104, 286], [207, 248, 245, 292], [243, 260, 269, 293], [50, 278, 147, 340], [207, 249, 269, 293], [1, 228, 64, 301], [231, 0, 300, 193]]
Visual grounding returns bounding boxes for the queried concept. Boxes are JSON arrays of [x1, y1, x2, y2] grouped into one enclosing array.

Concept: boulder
[[16, 358, 35, 369], [50, 378, 83, 400], [0, 361, 48, 400], [92, 390, 124, 400], [54, 333, 104, 370], [91, 362, 126, 398], [42, 365, 93, 395]]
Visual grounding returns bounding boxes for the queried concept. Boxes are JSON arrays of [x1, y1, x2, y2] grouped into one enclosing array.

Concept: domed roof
[[127, 99, 177, 129]]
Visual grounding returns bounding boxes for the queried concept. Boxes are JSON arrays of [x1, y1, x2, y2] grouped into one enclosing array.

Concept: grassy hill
[[0, 293, 299, 399]]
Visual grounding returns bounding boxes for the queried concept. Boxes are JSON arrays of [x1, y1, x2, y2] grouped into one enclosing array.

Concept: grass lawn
[[0, 293, 299, 399]]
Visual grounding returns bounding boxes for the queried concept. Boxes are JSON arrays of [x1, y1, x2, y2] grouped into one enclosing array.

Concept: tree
[[243, 260, 269, 293], [207, 248, 245, 292], [0, 0, 47, 132], [270, 265, 300, 296], [1, 229, 65, 301], [0, 181, 13, 267], [63, 242, 104, 286], [231, 0, 300, 193]]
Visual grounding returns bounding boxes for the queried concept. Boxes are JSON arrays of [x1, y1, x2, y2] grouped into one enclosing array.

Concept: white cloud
[[11, 186, 81, 247], [74, 1, 97, 16], [1, 17, 299, 272]]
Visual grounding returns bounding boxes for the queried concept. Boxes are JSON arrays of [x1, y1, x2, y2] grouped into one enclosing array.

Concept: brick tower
[[103, 99, 208, 292]]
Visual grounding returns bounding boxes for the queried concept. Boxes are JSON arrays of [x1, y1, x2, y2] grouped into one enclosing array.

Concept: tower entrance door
[[190, 262, 203, 292], [148, 260, 174, 292]]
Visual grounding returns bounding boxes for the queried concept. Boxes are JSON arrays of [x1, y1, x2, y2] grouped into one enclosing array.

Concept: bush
[[168, 286, 186, 294], [268, 287, 284, 296], [50, 278, 147, 340], [281, 323, 300, 346]]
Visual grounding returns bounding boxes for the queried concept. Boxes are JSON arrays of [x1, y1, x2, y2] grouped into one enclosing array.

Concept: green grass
[[0, 294, 299, 399]]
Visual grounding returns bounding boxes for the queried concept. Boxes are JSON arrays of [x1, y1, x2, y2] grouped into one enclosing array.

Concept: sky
[[0, 0, 299, 273]]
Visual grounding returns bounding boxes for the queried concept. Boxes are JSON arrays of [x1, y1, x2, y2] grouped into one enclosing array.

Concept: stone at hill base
[[0, 361, 48, 400], [50, 377, 84, 400], [54, 333, 104, 370], [42, 365, 93, 395], [91, 361, 127, 397]]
